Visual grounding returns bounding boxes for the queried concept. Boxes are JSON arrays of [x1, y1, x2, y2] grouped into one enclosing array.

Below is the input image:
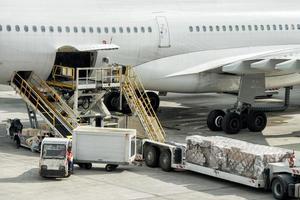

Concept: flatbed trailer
[[142, 138, 300, 200]]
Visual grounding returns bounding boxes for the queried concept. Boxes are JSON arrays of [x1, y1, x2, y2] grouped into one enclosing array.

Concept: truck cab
[[39, 138, 70, 178]]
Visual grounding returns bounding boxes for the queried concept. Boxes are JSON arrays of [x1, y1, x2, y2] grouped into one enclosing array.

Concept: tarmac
[[1, 86, 300, 200]]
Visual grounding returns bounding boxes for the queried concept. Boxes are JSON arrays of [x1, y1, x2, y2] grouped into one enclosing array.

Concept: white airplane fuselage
[[2, 1, 300, 93]]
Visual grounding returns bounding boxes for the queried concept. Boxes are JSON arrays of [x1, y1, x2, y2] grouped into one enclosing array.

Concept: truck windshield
[[42, 144, 66, 159]]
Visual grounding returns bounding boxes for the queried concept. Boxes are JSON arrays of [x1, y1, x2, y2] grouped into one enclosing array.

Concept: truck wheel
[[271, 175, 293, 200], [144, 145, 159, 167], [159, 150, 172, 172], [105, 164, 118, 172], [84, 163, 92, 170]]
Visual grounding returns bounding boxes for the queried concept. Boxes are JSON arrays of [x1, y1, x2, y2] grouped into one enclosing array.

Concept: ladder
[[122, 66, 166, 143], [11, 72, 79, 138]]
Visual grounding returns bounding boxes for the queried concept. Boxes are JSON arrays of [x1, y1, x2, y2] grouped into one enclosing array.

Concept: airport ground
[[1, 86, 300, 200]]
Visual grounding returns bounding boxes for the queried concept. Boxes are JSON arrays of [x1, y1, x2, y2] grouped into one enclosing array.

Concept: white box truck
[[72, 126, 136, 171], [143, 136, 300, 200], [39, 127, 137, 177]]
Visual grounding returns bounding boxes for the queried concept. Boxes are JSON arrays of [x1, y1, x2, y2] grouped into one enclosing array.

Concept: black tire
[[207, 110, 225, 131], [78, 163, 85, 168], [221, 112, 241, 134], [103, 91, 120, 111], [159, 150, 172, 172], [105, 164, 118, 172], [247, 111, 267, 132], [146, 92, 160, 112], [84, 163, 92, 170], [240, 109, 249, 129], [144, 145, 159, 168], [271, 174, 294, 200]]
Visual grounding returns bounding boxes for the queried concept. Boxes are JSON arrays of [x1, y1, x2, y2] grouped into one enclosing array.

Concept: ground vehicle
[[143, 137, 300, 200], [39, 138, 70, 178], [72, 126, 136, 171]]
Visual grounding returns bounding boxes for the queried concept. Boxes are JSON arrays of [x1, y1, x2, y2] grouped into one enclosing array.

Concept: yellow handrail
[[12, 72, 78, 132], [122, 66, 166, 143]]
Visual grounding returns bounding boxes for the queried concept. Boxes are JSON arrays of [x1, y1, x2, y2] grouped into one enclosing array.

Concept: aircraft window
[[32, 25, 37, 32], [260, 25, 264, 31], [0, 25, 2, 32], [241, 25, 246, 31], [133, 27, 138, 33], [285, 24, 289, 30], [24, 25, 29, 32], [229, 25, 233, 31], [89, 27, 94, 33], [216, 26, 220, 32], [196, 26, 200, 32], [49, 26, 54, 33], [266, 25, 271, 31], [222, 25, 226, 32], [104, 27, 109, 33], [235, 25, 239, 31], [141, 27, 145, 33], [97, 27, 101, 33], [15, 25, 20, 32], [74, 27, 78, 33], [254, 25, 258, 31], [209, 26, 213, 32], [297, 24, 300, 30], [119, 27, 124, 33], [81, 27, 86, 33], [291, 24, 295, 30], [279, 25, 283, 30], [41, 26, 46, 32], [112, 27, 116, 33], [273, 24, 277, 31], [57, 26, 62, 33], [148, 27, 152, 33], [126, 27, 131, 33], [65, 26, 70, 33], [202, 26, 207, 32], [248, 25, 252, 31], [189, 26, 193, 32], [6, 25, 11, 32]]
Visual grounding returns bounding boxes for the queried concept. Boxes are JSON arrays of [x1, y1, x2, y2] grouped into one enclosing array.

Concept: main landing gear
[[207, 106, 267, 134], [103, 90, 160, 113], [207, 74, 268, 134]]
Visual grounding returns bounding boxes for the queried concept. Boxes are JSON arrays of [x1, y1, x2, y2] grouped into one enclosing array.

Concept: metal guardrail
[[122, 66, 166, 143]]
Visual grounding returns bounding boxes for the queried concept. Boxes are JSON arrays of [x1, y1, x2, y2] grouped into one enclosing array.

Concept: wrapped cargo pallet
[[186, 136, 292, 179]]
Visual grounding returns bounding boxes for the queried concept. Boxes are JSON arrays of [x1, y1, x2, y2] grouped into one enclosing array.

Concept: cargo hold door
[[156, 16, 171, 48]]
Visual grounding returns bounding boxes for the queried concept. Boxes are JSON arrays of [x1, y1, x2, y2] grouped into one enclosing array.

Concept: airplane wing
[[166, 45, 300, 77], [57, 44, 120, 52]]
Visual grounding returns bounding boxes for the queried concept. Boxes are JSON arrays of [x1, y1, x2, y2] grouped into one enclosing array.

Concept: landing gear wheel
[[247, 111, 267, 132], [103, 91, 120, 111], [144, 145, 159, 168], [207, 110, 225, 131], [221, 112, 241, 134], [159, 150, 172, 172], [105, 164, 118, 172], [146, 92, 160, 112], [271, 175, 293, 200]]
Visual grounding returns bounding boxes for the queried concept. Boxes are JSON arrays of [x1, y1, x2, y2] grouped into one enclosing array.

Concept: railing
[[122, 66, 166, 143], [11, 72, 78, 137]]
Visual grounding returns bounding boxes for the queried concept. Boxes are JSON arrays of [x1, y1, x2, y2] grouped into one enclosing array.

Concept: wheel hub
[[230, 119, 239, 129], [255, 116, 264, 127], [215, 116, 223, 127], [274, 182, 282, 197]]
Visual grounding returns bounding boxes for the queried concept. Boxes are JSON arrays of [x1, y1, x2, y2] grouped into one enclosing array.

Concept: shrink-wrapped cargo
[[186, 136, 291, 179]]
